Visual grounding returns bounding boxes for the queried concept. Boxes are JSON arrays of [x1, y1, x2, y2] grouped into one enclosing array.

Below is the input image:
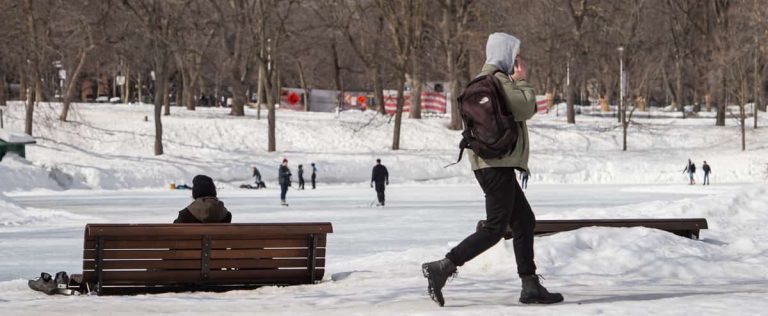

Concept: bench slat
[[83, 238, 327, 250], [83, 248, 327, 260], [83, 259, 201, 270], [85, 223, 333, 238], [83, 269, 315, 284]]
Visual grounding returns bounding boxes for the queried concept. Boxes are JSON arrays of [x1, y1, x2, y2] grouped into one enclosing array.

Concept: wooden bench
[[81, 223, 332, 295], [478, 218, 708, 240]]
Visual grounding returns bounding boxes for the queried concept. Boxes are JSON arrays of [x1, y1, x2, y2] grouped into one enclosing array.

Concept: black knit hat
[[192, 175, 216, 199]]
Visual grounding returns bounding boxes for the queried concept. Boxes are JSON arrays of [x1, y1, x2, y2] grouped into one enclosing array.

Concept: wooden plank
[[211, 237, 326, 249], [83, 269, 322, 284], [210, 248, 326, 259], [83, 260, 200, 270], [209, 259, 326, 269], [84, 240, 202, 250], [84, 250, 201, 260], [85, 223, 333, 238]]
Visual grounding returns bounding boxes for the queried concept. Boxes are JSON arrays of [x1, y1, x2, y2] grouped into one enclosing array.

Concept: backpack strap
[[444, 129, 472, 168]]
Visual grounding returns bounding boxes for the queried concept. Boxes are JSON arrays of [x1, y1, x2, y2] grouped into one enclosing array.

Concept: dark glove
[[370, 183, 373, 188]]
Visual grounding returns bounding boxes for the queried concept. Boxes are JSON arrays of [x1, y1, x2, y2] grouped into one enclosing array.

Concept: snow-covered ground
[[1, 102, 767, 315]]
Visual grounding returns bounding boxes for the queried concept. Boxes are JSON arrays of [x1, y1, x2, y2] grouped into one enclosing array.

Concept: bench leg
[[307, 234, 317, 284]]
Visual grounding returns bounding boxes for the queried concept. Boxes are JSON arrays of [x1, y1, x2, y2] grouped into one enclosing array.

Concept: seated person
[[174, 175, 232, 223]]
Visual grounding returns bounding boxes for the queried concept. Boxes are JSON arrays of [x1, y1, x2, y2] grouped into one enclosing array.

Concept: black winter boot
[[421, 258, 457, 307], [519, 274, 564, 304]]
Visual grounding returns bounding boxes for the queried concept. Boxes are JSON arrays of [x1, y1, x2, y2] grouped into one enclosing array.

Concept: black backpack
[[447, 71, 518, 167]]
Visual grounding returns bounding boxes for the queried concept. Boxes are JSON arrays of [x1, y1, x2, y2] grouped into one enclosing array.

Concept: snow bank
[[0, 154, 62, 192], [461, 184, 768, 284]]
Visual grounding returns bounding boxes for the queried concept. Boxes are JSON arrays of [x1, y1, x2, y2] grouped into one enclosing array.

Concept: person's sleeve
[[496, 73, 537, 121], [371, 168, 375, 182], [385, 168, 389, 183], [223, 211, 232, 223], [174, 209, 194, 223]]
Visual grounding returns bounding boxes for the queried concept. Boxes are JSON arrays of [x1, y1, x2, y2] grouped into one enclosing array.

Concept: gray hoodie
[[484, 32, 520, 75]]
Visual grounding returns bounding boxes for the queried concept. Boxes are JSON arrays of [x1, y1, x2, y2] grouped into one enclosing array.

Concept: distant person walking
[[311, 163, 317, 189], [683, 159, 696, 185], [520, 170, 529, 190], [298, 164, 305, 190], [278, 159, 292, 206], [422, 32, 562, 307], [702, 161, 711, 185], [371, 159, 389, 206]]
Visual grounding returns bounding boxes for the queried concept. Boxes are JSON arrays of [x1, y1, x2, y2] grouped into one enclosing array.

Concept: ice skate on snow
[[281, 200, 289, 207]]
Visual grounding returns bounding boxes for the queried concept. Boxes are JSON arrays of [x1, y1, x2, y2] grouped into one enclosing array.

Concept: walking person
[[371, 159, 389, 206], [683, 159, 696, 185], [520, 170, 530, 190], [298, 164, 305, 190], [422, 33, 563, 307], [278, 158, 292, 206], [702, 161, 711, 185], [311, 163, 317, 189]]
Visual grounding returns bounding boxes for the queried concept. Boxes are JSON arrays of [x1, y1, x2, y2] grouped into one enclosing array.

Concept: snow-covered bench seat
[[81, 223, 333, 295], [478, 218, 708, 240]]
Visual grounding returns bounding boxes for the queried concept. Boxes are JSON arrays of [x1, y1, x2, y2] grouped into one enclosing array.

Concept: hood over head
[[187, 197, 229, 223], [485, 32, 521, 75]]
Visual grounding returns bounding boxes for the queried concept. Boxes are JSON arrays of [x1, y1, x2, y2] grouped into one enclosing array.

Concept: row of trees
[[1, 0, 766, 154]]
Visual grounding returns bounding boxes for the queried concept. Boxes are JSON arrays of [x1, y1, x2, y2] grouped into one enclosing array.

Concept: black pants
[[374, 181, 386, 205], [280, 183, 289, 201], [312, 174, 316, 189], [299, 176, 305, 189], [446, 168, 537, 275]]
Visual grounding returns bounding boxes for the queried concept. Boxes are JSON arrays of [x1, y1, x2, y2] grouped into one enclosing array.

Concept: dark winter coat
[[298, 166, 304, 179], [174, 197, 232, 223], [278, 165, 292, 186], [372, 164, 389, 184], [703, 164, 711, 174]]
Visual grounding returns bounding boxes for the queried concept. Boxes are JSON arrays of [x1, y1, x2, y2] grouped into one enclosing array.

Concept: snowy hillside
[[1, 101, 766, 192]]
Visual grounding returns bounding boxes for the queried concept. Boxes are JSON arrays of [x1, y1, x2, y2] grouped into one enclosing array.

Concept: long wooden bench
[[81, 223, 333, 295], [478, 218, 708, 240]]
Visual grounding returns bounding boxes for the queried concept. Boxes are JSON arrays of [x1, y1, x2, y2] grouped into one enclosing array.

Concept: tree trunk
[[409, 61, 422, 119], [754, 36, 760, 129], [297, 61, 309, 111], [257, 62, 264, 119], [392, 74, 405, 150], [25, 72, 36, 136], [19, 70, 27, 101], [331, 41, 343, 113], [676, 59, 685, 118], [137, 73, 143, 104], [716, 71, 726, 126], [0, 72, 6, 106], [123, 67, 130, 104], [60, 47, 91, 121], [153, 53, 168, 155], [260, 61, 276, 152], [230, 82, 247, 116], [374, 63, 385, 115], [163, 77, 170, 116]]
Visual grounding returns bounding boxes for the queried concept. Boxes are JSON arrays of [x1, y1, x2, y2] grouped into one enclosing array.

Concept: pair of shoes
[[29, 271, 69, 295], [421, 258, 457, 307], [519, 274, 564, 304]]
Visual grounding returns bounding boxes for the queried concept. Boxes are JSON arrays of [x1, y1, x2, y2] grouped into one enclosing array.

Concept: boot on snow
[[421, 258, 457, 307], [519, 274, 563, 304]]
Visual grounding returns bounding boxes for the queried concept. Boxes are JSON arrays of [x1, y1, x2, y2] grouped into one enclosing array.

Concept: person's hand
[[370, 183, 373, 188], [510, 57, 526, 81], [386, 181, 389, 185]]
